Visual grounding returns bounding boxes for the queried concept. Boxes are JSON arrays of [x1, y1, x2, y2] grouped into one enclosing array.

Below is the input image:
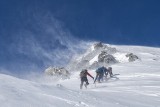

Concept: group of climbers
[[79, 66, 113, 89]]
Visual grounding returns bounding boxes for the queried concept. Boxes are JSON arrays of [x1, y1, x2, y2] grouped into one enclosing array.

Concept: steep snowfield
[[0, 45, 160, 107]]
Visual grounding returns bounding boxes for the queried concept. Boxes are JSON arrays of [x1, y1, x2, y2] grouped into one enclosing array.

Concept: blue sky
[[0, 0, 160, 74]]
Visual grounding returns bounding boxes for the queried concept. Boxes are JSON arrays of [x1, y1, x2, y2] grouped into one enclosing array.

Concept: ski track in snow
[[0, 45, 160, 107]]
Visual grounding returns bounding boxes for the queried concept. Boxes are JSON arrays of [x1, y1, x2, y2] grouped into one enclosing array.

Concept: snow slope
[[0, 45, 160, 107]]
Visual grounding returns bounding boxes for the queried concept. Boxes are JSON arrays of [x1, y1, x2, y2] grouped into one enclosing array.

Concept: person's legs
[[109, 70, 113, 77], [94, 73, 99, 83], [80, 77, 89, 89], [84, 77, 89, 88], [80, 78, 84, 89], [101, 72, 104, 81], [98, 73, 103, 83]]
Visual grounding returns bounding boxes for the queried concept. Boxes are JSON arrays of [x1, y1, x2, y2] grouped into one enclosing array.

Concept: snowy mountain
[[0, 42, 160, 107], [65, 42, 139, 71]]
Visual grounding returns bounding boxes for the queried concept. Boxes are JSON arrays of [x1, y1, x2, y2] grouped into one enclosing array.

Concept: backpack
[[80, 70, 86, 78], [96, 67, 105, 74]]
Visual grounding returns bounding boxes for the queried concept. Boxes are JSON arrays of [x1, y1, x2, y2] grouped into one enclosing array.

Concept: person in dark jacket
[[80, 69, 94, 89], [94, 66, 114, 83], [94, 66, 107, 83], [105, 67, 113, 77]]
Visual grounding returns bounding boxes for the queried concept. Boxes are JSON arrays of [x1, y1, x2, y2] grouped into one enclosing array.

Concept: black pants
[[80, 77, 89, 89]]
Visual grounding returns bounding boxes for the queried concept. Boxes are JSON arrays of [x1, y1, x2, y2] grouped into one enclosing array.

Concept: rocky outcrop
[[93, 42, 117, 54], [106, 47, 117, 54], [44, 67, 70, 79], [66, 42, 139, 70], [98, 51, 117, 64], [126, 53, 139, 62], [93, 42, 104, 50]]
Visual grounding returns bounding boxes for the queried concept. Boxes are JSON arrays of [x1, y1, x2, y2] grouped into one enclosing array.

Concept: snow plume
[[0, 10, 89, 77]]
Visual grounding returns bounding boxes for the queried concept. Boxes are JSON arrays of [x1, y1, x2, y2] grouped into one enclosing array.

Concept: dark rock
[[94, 42, 104, 50], [126, 53, 139, 62], [98, 51, 117, 64], [44, 67, 70, 79]]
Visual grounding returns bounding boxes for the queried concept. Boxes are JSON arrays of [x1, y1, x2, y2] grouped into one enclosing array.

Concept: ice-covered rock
[[106, 47, 117, 54], [126, 53, 139, 62], [93, 42, 104, 50], [93, 42, 117, 54], [67, 42, 141, 70], [44, 67, 70, 79], [98, 51, 118, 64]]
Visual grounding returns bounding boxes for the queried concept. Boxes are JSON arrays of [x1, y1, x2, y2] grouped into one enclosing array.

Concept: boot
[[84, 84, 87, 88]]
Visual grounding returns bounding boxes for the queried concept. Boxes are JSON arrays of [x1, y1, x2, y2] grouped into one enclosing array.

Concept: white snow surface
[[0, 45, 160, 107], [89, 55, 99, 65]]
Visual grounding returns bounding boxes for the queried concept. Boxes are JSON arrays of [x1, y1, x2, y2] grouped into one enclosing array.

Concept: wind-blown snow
[[89, 55, 99, 65], [0, 44, 160, 107]]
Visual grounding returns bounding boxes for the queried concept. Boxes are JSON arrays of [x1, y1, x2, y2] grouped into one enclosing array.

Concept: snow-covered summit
[[66, 42, 139, 70]]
